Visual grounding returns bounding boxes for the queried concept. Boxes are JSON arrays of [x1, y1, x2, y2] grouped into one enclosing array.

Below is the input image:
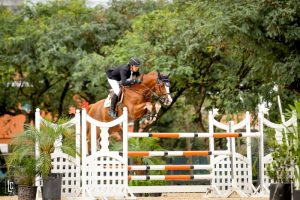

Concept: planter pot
[[42, 173, 62, 200], [269, 183, 291, 200], [18, 185, 37, 200], [293, 189, 300, 200]]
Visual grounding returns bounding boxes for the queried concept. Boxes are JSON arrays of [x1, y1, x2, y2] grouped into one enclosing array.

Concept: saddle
[[104, 88, 161, 125]]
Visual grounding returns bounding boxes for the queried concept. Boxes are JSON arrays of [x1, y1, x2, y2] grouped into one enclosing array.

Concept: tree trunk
[[192, 86, 206, 132]]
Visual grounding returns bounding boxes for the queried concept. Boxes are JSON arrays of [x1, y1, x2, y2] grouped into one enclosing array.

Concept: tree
[[1, 0, 299, 132], [0, 0, 167, 122], [102, 0, 300, 133]]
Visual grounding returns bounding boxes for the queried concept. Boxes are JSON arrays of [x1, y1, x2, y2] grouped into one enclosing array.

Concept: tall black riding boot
[[108, 94, 118, 119]]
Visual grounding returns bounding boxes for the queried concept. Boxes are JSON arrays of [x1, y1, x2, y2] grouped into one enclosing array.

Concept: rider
[[106, 57, 142, 119]]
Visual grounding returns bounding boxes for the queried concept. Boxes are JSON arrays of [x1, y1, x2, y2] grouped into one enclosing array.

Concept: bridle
[[153, 78, 171, 104], [124, 74, 171, 104]]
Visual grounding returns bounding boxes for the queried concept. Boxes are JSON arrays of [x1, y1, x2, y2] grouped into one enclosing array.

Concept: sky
[[26, 0, 110, 7]]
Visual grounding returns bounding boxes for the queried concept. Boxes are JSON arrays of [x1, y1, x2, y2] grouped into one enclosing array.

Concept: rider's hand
[[131, 79, 141, 84]]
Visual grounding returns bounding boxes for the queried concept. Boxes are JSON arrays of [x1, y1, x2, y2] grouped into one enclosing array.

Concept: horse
[[86, 71, 172, 152]]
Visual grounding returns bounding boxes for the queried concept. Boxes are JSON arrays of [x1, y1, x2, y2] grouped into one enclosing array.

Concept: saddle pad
[[104, 95, 111, 108]]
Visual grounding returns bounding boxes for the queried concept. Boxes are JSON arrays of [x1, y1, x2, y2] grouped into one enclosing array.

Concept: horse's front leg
[[154, 102, 161, 113], [149, 102, 161, 124], [144, 102, 153, 124], [143, 102, 161, 125]]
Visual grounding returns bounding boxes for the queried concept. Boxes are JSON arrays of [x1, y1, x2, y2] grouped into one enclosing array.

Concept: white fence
[[33, 108, 297, 199]]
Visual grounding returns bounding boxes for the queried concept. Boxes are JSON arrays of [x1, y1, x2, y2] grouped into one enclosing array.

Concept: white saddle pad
[[104, 95, 111, 108]]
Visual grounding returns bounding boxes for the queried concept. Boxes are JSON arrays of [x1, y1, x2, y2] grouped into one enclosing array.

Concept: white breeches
[[107, 78, 120, 96]]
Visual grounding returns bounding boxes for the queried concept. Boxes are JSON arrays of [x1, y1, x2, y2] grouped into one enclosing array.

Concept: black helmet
[[129, 57, 141, 66]]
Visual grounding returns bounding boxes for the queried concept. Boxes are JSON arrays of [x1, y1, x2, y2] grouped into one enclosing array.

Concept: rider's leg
[[107, 78, 120, 119], [109, 93, 118, 118]]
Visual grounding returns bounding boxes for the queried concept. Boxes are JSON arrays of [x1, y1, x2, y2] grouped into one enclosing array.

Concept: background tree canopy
[[0, 0, 299, 132]]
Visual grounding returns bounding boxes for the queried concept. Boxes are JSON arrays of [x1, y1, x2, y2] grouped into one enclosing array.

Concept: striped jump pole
[[127, 150, 230, 157], [128, 164, 213, 171], [100, 164, 213, 171], [128, 132, 260, 138], [128, 174, 213, 181]]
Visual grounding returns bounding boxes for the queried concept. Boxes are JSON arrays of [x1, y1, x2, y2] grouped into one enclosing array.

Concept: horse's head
[[155, 71, 173, 106]]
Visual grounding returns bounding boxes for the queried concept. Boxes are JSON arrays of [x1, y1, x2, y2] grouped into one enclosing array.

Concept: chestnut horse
[[87, 71, 172, 151]]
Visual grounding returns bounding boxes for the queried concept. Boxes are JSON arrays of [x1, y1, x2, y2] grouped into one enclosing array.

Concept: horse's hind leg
[[86, 122, 91, 155], [97, 128, 101, 151], [109, 126, 122, 143], [110, 131, 122, 142], [86, 122, 102, 153]]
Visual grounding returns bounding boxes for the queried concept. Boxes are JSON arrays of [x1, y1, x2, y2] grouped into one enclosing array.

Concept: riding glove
[[131, 79, 141, 84]]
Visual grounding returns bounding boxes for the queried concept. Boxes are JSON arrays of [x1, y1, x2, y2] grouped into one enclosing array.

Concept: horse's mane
[[145, 71, 157, 76], [138, 71, 157, 85], [139, 71, 156, 78]]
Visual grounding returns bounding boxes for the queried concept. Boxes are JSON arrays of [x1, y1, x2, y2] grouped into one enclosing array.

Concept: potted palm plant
[[7, 153, 37, 200], [287, 101, 300, 200], [266, 100, 300, 200], [38, 118, 77, 200], [292, 159, 300, 200], [266, 138, 292, 200], [7, 118, 77, 200], [7, 124, 41, 200]]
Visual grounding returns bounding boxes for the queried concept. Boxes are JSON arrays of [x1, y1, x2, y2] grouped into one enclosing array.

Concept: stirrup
[[109, 110, 117, 119]]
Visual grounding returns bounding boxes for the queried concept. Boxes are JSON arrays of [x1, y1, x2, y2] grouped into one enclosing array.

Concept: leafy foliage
[[7, 118, 77, 179], [266, 135, 293, 183], [0, 0, 167, 120], [6, 154, 37, 186], [266, 101, 300, 184], [288, 101, 300, 188], [1, 0, 300, 144]]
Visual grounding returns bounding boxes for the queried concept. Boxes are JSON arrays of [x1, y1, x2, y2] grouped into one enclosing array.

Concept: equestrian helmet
[[129, 57, 141, 66]]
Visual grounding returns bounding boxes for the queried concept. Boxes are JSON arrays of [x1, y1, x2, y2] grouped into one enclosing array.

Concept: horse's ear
[[157, 70, 161, 78]]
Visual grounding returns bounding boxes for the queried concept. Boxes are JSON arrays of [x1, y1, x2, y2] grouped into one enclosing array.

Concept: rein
[[123, 81, 167, 103]]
